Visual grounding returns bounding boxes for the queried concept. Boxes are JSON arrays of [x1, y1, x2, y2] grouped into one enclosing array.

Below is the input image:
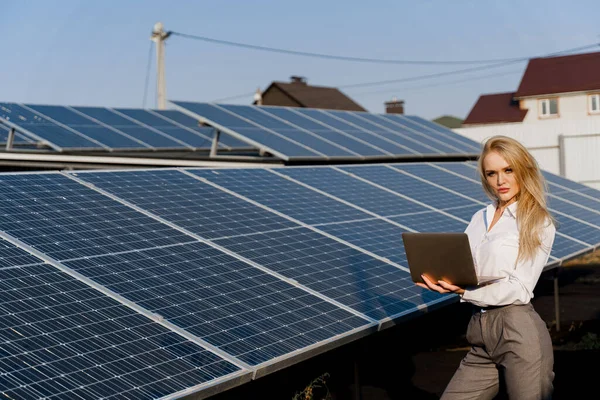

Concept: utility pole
[[151, 22, 171, 110]]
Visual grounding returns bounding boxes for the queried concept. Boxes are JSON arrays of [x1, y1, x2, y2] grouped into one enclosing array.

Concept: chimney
[[290, 75, 307, 85], [253, 87, 263, 105], [385, 96, 404, 114]]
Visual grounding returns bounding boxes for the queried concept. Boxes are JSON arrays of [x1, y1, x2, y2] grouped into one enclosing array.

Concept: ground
[[205, 249, 600, 400]]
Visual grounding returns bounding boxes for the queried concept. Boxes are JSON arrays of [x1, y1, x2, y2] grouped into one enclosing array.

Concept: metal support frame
[[354, 360, 362, 400], [557, 134, 566, 177], [6, 128, 15, 150], [210, 129, 221, 157]]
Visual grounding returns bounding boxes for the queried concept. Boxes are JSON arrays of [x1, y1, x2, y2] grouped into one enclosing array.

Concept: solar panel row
[[172, 101, 482, 160], [0, 163, 598, 399], [0, 103, 248, 152]]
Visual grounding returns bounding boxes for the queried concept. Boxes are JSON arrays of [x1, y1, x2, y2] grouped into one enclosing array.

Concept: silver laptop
[[401, 232, 502, 287]]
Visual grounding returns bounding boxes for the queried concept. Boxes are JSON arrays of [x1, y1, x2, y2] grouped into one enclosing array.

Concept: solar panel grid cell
[[340, 165, 481, 211], [327, 111, 438, 155], [276, 167, 430, 217], [259, 107, 382, 156], [0, 103, 103, 149], [401, 115, 482, 151], [75, 170, 298, 240], [188, 168, 370, 225], [72, 107, 185, 149], [26, 105, 146, 150], [0, 174, 195, 260]]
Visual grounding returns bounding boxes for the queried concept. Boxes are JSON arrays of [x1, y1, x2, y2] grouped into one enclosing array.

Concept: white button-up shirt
[[461, 201, 556, 308]]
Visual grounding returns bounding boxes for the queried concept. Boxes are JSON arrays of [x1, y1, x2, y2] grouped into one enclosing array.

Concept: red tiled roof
[[515, 51, 600, 98], [462, 92, 528, 125], [266, 81, 367, 112]]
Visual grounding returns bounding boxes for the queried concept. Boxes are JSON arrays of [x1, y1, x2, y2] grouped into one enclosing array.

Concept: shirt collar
[[506, 201, 518, 218], [489, 200, 518, 219]]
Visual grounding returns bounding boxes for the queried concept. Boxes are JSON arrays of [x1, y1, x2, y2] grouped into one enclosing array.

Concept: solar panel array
[[171, 101, 482, 161], [0, 162, 598, 398], [0, 102, 248, 152]]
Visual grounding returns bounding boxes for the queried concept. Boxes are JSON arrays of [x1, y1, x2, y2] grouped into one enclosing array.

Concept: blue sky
[[1, 0, 599, 119]]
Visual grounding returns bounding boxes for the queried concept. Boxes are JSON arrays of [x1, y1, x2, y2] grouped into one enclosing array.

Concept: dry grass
[[561, 248, 600, 267]]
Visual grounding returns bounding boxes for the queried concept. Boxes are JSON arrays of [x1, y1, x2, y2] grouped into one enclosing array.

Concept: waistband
[[472, 303, 531, 314]]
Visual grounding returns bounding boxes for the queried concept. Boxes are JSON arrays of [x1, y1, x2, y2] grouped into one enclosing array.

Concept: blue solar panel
[[0, 174, 194, 260], [115, 108, 216, 149], [428, 161, 481, 181], [322, 111, 437, 155], [327, 110, 456, 155], [339, 165, 481, 213], [278, 167, 430, 217], [258, 107, 385, 156], [291, 108, 411, 156], [188, 168, 370, 225], [0, 238, 42, 267], [548, 196, 600, 228], [398, 115, 482, 151], [172, 101, 322, 158], [72, 106, 187, 149], [27, 104, 148, 149], [348, 112, 463, 154], [0, 242, 243, 399], [550, 234, 591, 259], [549, 189, 600, 210], [0, 171, 376, 368], [317, 219, 409, 265], [213, 227, 448, 320], [543, 170, 596, 191], [151, 109, 248, 149], [74, 169, 299, 239], [62, 241, 369, 366], [0, 103, 103, 149], [218, 105, 356, 157]]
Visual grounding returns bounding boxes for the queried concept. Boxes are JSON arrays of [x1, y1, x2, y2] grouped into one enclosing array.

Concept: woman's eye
[[486, 172, 495, 177], [505, 168, 513, 173]]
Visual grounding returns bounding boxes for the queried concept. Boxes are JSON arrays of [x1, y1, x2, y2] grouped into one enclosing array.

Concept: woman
[[417, 135, 556, 400]]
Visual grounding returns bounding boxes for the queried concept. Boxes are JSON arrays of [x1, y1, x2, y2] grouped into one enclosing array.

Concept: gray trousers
[[441, 303, 554, 400]]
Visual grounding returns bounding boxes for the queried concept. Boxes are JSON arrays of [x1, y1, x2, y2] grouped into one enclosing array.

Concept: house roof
[[432, 115, 463, 129], [263, 80, 367, 112], [462, 92, 528, 126], [515, 51, 600, 98]]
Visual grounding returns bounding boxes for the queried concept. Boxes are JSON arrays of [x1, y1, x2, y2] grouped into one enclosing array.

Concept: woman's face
[[483, 150, 520, 206]]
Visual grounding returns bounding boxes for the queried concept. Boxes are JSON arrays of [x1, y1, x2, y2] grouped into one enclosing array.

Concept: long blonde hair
[[477, 135, 554, 263]]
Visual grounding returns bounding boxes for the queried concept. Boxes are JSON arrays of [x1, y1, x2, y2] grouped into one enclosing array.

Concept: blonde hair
[[477, 135, 554, 263]]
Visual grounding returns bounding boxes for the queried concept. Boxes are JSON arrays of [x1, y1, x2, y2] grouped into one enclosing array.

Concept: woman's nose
[[497, 173, 505, 185]]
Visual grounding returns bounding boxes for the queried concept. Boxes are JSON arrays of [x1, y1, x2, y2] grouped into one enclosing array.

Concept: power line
[[212, 91, 256, 103], [171, 31, 540, 66], [351, 69, 523, 97], [142, 41, 154, 108], [339, 42, 600, 89]]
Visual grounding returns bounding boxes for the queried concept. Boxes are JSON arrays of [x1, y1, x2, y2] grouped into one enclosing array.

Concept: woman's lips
[[498, 188, 509, 193]]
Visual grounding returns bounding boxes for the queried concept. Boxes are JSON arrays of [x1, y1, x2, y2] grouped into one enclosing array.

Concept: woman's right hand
[[417, 274, 465, 295]]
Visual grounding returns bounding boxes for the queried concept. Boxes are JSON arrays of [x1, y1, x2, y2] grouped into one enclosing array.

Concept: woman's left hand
[[416, 274, 465, 295]]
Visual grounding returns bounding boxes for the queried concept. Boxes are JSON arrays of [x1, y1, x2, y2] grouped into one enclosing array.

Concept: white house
[[455, 51, 600, 189]]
